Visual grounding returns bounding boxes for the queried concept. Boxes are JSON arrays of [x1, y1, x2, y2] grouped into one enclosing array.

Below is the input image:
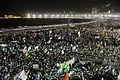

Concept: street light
[[51, 14, 55, 18], [39, 14, 42, 18], [56, 14, 60, 18], [32, 14, 36, 18], [27, 13, 30, 18], [44, 14, 48, 18]]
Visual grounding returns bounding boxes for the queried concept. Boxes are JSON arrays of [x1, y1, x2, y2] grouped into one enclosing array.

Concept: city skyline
[[0, 0, 120, 15]]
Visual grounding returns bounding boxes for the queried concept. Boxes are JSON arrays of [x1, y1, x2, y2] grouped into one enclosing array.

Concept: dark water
[[0, 18, 91, 29]]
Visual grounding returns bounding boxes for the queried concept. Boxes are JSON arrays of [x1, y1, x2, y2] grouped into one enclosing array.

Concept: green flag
[[63, 64, 70, 73]]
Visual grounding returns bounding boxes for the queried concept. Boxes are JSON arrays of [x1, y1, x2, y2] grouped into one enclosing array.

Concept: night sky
[[0, 0, 120, 15]]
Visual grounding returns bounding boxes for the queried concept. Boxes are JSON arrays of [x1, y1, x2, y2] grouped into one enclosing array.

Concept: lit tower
[[64, 10, 73, 26]]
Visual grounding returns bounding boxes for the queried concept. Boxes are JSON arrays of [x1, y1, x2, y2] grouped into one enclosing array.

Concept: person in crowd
[[0, 25, 120, 80]]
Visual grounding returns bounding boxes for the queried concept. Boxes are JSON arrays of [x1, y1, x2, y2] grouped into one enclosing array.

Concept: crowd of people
[[0, 24, 120, 80]]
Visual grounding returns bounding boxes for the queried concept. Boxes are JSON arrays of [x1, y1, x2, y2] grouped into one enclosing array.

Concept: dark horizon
[[0, 0, 120, 15]]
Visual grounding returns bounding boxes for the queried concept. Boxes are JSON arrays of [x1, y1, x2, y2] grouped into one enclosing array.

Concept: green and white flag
[[58, 57, 75, 73]]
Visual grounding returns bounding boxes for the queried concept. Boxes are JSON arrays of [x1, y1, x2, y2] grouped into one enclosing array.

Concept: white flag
[[19, 70, 28, 80], [23, 46, 27, 53], [28, 46, 31, 51], [79, 60, 86, 65], [101, 78, 104, 80], [67, 57, 75, 65], [35, 46, 39, 50], [0, 44, 7, 47], [78, 31, 80, 37], [81, 72, 85, 80], [14, 74, 20, 80], [117, 72, 120, 80], [112, 69, 115, 75], [69, 71, 74, 77], [14, 70, 28, 80]]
